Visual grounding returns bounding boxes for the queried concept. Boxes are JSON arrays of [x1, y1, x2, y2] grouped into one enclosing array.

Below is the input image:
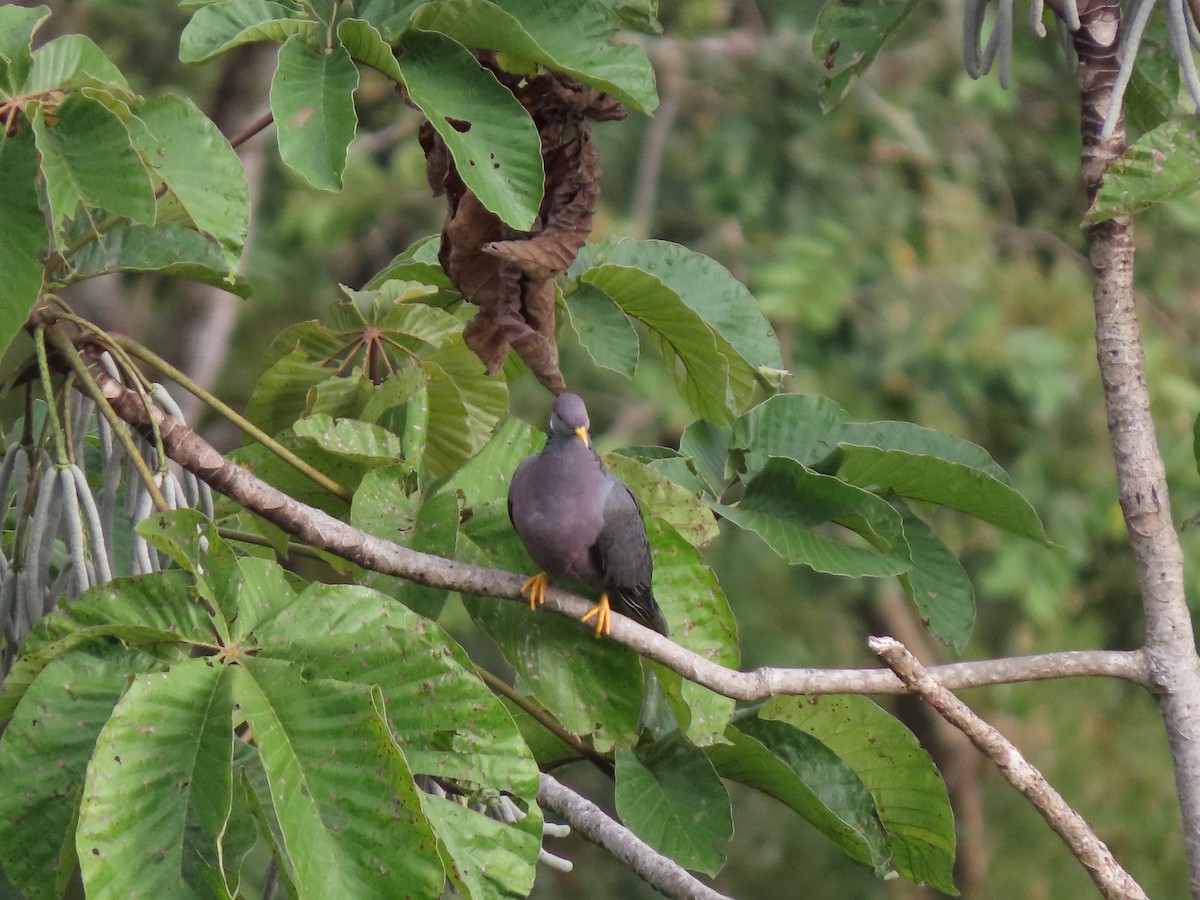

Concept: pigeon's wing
[[592, 477, 669, 635]]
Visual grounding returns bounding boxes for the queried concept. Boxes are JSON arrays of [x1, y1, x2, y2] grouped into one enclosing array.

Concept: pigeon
[[507, 393, 669, 637]]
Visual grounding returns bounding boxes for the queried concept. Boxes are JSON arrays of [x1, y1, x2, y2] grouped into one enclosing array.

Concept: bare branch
[[537, 773, 732, 900], [86, 356, 1152, 702], [871, 636, 1149, 900]]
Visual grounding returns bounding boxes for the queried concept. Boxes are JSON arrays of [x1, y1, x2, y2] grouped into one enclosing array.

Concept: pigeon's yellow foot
[[522, 572, 551, 610], [580, 594, 612, 637]]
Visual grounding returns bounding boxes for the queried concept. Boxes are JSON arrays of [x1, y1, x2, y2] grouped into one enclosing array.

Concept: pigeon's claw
[[580, 594, 612, 637], [521, 572, 551, 611]]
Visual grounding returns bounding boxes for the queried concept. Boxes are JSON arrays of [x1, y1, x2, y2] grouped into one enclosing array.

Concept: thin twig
[[537, 772, 733, 900], [227, 110, 274, 150], [870, 636, 1149, 900]]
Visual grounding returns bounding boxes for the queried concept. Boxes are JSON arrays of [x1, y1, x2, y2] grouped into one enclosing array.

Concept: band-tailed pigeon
[[508, 393, 669, 637]]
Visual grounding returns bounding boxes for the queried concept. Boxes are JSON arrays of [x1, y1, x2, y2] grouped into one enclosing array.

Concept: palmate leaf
[[409, 0, 659, 113], [615, 737, 732, 876], [295, 413, 404, 465], [1085, 118, 1200, 225], [760, 696, 956, 893], [398, 29, 544, 230], [76, 659, 236, 899], [270, 34, 359, 191], [233, 658, 446, 898], [0, 650, 147, 900]]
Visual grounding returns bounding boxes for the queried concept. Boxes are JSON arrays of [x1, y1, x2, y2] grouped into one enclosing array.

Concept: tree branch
[[86, 355, 1152, 700], [871, 636, 1149, 900], [1073, 2, 1200, 893], [537, 772, 733, 900]]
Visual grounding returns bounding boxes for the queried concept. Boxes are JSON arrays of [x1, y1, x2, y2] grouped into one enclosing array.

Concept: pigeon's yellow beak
[[574, 426, 590, 448]]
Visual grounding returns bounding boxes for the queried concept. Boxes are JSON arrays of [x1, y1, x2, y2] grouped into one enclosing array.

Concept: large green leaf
[[398, 29, 543, 230], [233, 658, 445, 897], [337, 18, 403, 82], [730, 393, 850, 472], [1085, 118, 1200, 225], [0, 126, 46, 356], [0, 651, 133, 900], [294, 413, 404, 465], [23, 33, 128, 94], [813, 0, 921, 112], [0, 5, 49, 94], [708, 723, 891, 873], [715, 457, 912, 578], [31, 93, 156, 238], [179, 0, 316, 63], [644, 517, 737, 746], [761, 696, 956, 893], [64, 222, 252, 296], [270, 34, 359, 191], [421, 338, 509, 477], [895, 501, 975, 648], [411, 0, 657, 113], [835, 419, 1010, 482], [615, 738, 732, 876], [581, 263, 732, 423], [563, 281, 640, 378], [76, 659, 235, 898], [127, 95, 250, 258], [835, 444, 1047, 540]]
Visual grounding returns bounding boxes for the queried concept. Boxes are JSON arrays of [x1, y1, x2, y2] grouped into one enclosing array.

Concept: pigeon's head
[[549, 393, 591, 448]]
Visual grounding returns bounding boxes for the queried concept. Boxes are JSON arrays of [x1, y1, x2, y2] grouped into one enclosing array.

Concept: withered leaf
[[421, 63, 626, 395]]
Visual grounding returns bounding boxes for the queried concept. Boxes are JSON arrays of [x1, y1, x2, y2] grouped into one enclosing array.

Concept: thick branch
[[1074, 2, 1200, 893], [537, 773, 732, 900], [872, 637, 1149, 900], [89, 360, 1151, 699]]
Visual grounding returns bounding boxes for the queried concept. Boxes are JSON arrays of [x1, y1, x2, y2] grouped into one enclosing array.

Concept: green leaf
[[233, 658, 445, 897], [836, 444, 1047, 540], [0, 651, 132, 900], [23, 33, 129, 93], [708, 723, 890, 873], [645, 518, 738, 746], [252, 584, 542, 895], [76, 659, 235, 899], [564, 281, 640, 378], [1085, 119, 1200, 225], [0, 4, 49, 94], [715, 457, 912, 578], [761, 696, 956, 892], [421, 337, 509, 477], [64, 223, 252, 296], [678, 420, 731, 495], [581, 264, 732, 423], [0, 126, 46, 357], [895, 501, 975, 648], [1126, 27, 1182, 133], [437, 414, 543, 506], [410, 0, 659, 113], [243, 345, 338, 438], [354, 0, 424, 42], [31, 93, 156, 238], [337, 18, 403, 82], [813, 0, 921, 112], [179, 0, 316, 63], [604, 454, 719, 548], [270, 34, 359, 191], [294, 412, 404, 464], [615, 738, 732, 876], [127, 95, 250, 259], [835, 419, 1009, 482], [398, 29, 543, 230], [362, 484, 460, 618], [730, 393, 850, 472], [136, 508, 242, 627]]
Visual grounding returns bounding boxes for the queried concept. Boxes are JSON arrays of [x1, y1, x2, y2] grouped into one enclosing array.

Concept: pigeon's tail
[[615, 587, 669, 637]]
